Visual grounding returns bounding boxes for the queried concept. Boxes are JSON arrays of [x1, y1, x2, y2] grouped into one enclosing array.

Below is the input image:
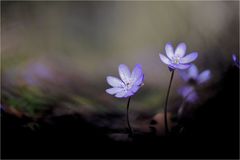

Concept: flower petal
[[197, 70, 211, 84], [178, 86, 194, 97], [131, 64, 143, 84], [186, 91, 198, 103], [232, 54, 237, 62], [188, 64, 198, 79], [165, 42, 174, 59], [180, 52, 198, 64], [106, 87, 124, 95], [232, 54, 240, 68], [170, 63, 191, 70], [130, 85, 141, 93], [106, 76, 124, 87], [134, 74, 144, 86], [175, 43, 187, 57], [159, 54, 171, 65], [179, 70, 189, 81], [124, 85, 141, 98], [115, 90, 127, 98], [118, 64, 131, 84], [178, 86, 198, 103], [124, 91, 134, 98]]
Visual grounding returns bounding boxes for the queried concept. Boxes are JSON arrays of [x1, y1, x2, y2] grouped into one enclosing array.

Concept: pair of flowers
[[106, 42, 200, 99], [105, 42, 201, 136], [105, 42, 237, 136]]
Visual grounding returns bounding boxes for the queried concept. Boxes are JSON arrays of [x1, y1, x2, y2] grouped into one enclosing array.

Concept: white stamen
[[172, 56, 181, 64]]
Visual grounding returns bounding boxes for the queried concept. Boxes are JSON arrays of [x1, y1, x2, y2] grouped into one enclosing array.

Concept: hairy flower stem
[[164, 70, 175, 135], [127, 96, 133, 136]]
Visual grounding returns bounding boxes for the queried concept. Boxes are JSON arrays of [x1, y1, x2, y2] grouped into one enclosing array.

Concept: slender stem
[[178, 99, 187, 118], [164, 70, 175, 135], [126, 96, 133, 136], [177, 98, 189, 134], [178, 89, 194, 117]]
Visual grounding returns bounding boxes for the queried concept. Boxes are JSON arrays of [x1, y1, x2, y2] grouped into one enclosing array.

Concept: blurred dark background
[[1, 1, 239, 159]]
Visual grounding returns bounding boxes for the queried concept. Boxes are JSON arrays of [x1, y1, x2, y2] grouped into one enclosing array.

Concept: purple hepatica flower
[[178, 64, 211, 103], [232, 54, 240, 69], [178, 86, 198, 103], [179, 64, 211, 85], [159, 42, 198, 71], [106, 64, 144, 98]]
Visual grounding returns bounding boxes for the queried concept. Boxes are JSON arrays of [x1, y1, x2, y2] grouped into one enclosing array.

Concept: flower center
[[188, 78, 197, 85], [123, 81, 133, 91], [172, 56, 181, 64], [126, 82, 132, 89]]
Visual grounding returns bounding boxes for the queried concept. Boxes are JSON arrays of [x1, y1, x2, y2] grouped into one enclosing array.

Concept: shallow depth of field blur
[[1, 1, 239, 158]]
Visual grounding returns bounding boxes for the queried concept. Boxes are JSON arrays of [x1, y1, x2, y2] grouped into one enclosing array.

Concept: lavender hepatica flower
[[232, 54, 240, 69], [106, 64, 144, 98], [159, 42, 198, 71], [180, 64, 211, 85], [178, 64, 211, 103], [178, 86, 198, 103]]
